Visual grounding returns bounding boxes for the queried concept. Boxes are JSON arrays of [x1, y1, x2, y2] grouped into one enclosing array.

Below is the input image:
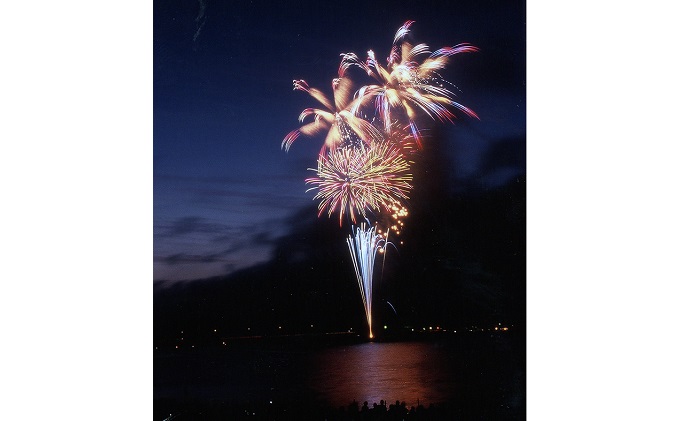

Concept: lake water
[[154, 333, 525, 419], [309, 342, 455, 407]]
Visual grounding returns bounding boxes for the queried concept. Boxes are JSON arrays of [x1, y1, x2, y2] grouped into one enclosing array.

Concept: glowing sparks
[[305, 142, 413, 226], [281, 21, 479, 340], [346, 223, 390, 339], [382, 121, 420, 159], [282, 78, 382, 153], [340, 21, 479, 147]]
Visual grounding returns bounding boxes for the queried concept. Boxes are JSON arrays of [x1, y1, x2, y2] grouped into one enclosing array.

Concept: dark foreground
[[154, 398, 503, 420], [154, 331, 525, 420]]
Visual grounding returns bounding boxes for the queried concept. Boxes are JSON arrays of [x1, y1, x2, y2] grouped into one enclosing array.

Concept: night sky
[[3, 0, 679, 419], [153, 0, 526, 282]]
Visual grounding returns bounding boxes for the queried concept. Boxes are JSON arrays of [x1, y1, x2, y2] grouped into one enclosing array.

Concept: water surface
[[310, 342, 454, 407], [154, 333, 524, 418]]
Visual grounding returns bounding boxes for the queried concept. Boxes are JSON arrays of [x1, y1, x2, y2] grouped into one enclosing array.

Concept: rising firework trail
[[346, 223, 389, 339], [282, 20, 478, 340]]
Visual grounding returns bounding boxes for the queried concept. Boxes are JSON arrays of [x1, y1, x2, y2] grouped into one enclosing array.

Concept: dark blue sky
[[154, 0, 526, 281], [4, 1, 680, 418]]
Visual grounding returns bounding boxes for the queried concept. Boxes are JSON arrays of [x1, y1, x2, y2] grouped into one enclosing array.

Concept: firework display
[[282, 21, 477, 338], [281, 79, 383, 153], [341, 20, 479, 147], [305, 141, 413, 226], [346, 224, 389, 339]]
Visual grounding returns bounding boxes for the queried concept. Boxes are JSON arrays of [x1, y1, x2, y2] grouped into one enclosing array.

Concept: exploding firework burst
[[280, 20, 479, 340], [346, 223, 390, 339], [341, 20, 479, 147], [383, 121, 420, 159], [305, 142, 413, 226], [282, 78, 382, 153]]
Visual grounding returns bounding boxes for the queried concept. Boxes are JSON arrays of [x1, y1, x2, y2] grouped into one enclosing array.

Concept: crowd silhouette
[[155, 397, 481, 420]]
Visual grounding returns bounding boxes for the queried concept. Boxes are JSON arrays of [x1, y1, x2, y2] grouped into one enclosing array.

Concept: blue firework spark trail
[[346, 223, 390, 339]]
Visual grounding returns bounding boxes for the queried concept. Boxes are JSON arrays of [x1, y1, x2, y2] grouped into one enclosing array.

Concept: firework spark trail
[[281, 78, 383, 153], [346, 223, 389, 339], [340, 21, 479, 147], [305, 142, 413, 226], [383, 121, 419, 158], [280, 20, 478, 340]]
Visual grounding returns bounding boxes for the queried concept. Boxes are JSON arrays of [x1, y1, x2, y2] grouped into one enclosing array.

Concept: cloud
[[475, 136, 526, 188], [154, 210, 294, 281], [163, 216, 223, 236], [156, 252, 222, 265], [154, 171, 311, 213]]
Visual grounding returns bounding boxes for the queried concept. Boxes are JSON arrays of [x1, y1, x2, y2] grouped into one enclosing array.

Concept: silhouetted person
[[399, 401, 408, 418], [348, 400, 359, 416], [378, 400, 387, 417]]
